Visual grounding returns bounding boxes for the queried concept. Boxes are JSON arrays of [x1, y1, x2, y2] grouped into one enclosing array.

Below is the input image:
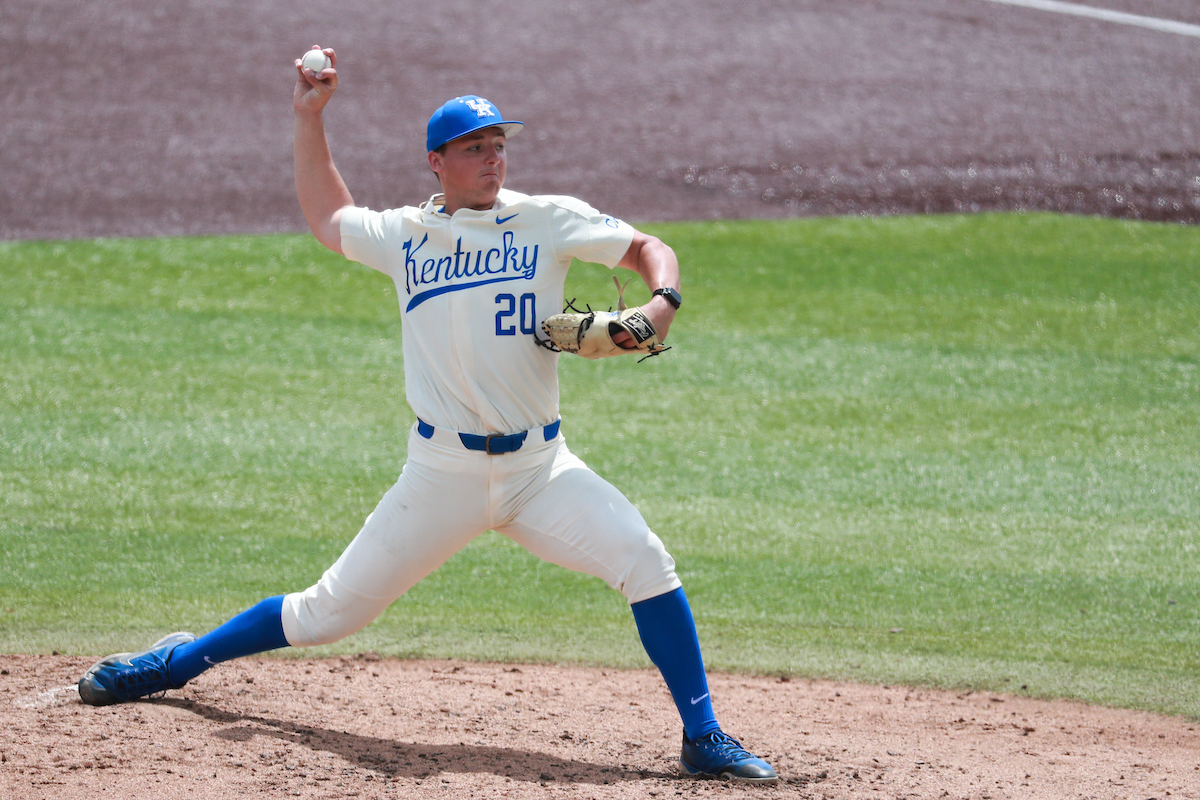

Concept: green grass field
[[2, 213, 1197, 718]]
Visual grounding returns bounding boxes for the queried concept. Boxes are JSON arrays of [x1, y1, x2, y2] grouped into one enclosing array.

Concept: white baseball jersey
[[281, 189, 678, 644], [340, 188, 635, 436]]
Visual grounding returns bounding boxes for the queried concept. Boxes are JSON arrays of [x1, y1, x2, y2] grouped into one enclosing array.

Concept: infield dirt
[[5, 654, 1200, 799]]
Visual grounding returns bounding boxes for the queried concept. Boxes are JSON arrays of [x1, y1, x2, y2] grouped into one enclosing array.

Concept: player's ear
[[428, 150, 443, 176]]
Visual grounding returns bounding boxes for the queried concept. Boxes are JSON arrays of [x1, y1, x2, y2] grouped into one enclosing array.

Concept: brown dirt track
[[5, 1, 1200, 798]]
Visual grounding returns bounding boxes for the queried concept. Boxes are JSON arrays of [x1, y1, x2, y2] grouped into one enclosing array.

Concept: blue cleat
[[680, 730, 779, 783], [78, 632, 196, 706]]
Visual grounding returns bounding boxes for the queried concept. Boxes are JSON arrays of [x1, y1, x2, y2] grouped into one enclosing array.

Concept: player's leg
[[80, 429, 490, 705], [78, 593, 294, 706], [166, 595, 289, 684], [628, 586, 717, 738], [281, 440, 490, 646], [629, 588, 776, 782], [497, 441, 776, 781], [498, 453, 713, 735]]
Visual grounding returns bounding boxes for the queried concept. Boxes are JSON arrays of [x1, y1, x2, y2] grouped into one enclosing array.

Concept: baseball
[[301, 49, 331, 77]]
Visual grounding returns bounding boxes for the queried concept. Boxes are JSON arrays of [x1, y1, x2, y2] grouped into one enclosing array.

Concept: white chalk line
[[979, 0, 1200, 38], [15, 684, 79, 709]]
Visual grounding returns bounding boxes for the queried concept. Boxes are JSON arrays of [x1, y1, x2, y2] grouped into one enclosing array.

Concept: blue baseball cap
[[426, 95, 524, 152]]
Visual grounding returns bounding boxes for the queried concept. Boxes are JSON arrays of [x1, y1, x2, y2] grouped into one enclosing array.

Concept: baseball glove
[[538, 277, 670, 361]]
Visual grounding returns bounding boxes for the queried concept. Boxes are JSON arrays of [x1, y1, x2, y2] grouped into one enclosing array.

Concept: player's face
[[429, 127, 507, 213]]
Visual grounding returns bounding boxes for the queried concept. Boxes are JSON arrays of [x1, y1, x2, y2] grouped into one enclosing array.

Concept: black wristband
[[652, 287, 682, 309]]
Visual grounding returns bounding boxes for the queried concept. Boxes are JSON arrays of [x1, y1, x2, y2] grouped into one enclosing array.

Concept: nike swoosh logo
[[496, 213, 519, 224], [203, 656, 218, 666], [690, 693, 710, 705]]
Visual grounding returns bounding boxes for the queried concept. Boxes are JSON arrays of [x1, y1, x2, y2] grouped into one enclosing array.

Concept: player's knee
[[617, 533, 682, 604], [280, 581, 385, 647]]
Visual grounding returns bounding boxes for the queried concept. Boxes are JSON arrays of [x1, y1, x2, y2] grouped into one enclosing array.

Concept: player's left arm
[[616, 229, 680, 342]]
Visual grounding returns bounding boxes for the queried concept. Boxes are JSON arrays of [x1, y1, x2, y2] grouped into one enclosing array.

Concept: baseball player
[[78, 46, 777, 784]]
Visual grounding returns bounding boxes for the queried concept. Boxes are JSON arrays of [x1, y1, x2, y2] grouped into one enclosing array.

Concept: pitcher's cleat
[[78, 632, 196, 706], [680, 730, 779, 783]]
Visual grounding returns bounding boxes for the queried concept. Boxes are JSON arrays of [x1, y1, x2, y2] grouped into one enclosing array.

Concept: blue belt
[[416, 418, 561, 455]]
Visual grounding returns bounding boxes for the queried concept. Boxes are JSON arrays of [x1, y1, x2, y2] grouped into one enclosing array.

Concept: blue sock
[[168, 595, 290, 686], [631, 587, 721, 741]]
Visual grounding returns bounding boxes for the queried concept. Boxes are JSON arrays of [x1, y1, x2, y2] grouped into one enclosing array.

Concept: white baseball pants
[[281, 422, 681, 647]]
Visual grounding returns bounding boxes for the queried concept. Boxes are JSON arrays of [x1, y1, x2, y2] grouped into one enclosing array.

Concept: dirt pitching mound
[[3, 654, 1198, 799]]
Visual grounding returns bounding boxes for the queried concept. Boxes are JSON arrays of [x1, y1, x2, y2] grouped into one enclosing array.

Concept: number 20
[[495, 292, 537, 336]]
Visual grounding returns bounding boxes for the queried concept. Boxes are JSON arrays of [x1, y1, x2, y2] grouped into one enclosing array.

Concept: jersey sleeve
[[339, 206, 391, 275], [546, 196, 636, 268]]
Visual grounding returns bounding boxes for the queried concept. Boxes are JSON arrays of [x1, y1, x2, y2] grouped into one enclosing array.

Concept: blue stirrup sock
[[168, 589, 720, 742], [631, 587, 721, 741], [167, 595, 290, 686]]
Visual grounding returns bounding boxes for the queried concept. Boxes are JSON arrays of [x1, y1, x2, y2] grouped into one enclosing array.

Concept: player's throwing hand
[[293, 45, 337, 113]]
